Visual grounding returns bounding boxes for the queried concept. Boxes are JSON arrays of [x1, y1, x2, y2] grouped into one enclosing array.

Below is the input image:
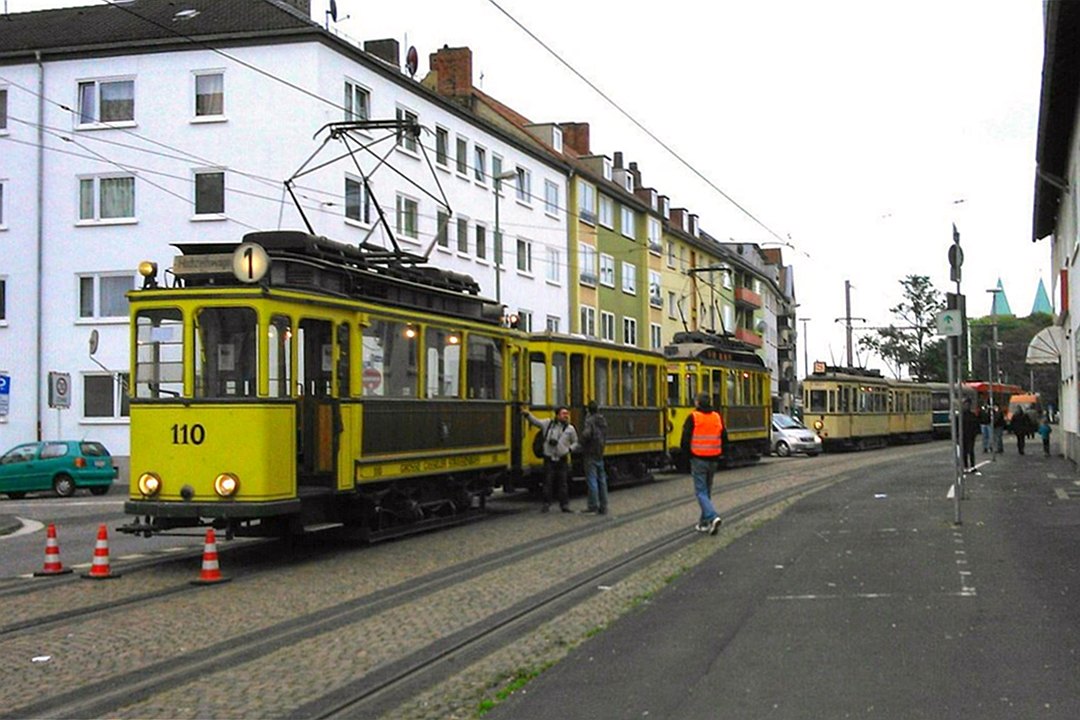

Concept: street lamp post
[[986, 288, 1003, 462], [493, 170, 517, 313], [800, 317, 812, 381]]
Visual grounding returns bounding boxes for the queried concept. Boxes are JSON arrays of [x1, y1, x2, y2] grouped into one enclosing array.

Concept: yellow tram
[[123, 231, 525, 539], [521, 333, 667, 487], [663, 331, 771, 468], [803, 364, 932, 450]]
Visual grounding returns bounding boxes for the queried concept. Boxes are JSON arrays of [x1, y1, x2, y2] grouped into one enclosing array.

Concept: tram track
[[0, 446, 945, 720]]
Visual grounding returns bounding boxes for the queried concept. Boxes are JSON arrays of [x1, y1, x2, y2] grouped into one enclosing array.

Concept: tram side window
[[727, 370, 736, 408], [621, 361, 634, 406], [194, 307, 257, 398], [809, 389, 827, 412], [838, 387, 850, 412], [569, 354, 585, 408], [425, 327, 461, 398], [268, 315, 292, 398], [362, 320, 417, 397], [551, 352, 567, 407], [337, 323, 350, 397], [684, 373, 697, 406], [466, 334, 503, 399], [134, 308, 184, 398], [596, 359, 611, 406], [666, 372, 679, 408], [529, 352, 547, 406], [711, 369, 722, 409], [298, 319, 333, 397], [645, 365, 657, 407]]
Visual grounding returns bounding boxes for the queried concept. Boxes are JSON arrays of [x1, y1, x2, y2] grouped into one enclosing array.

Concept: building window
[[599, 254, 615, 288], [0, 87, 6, 131], [599, 196, 614, 228], [77, 78, 134, 125], [621, 206, 636, 239], [344, 79, 369, 122], [622, 262, 637, 294], [650, 323, 662, 350], [517, 309, 533, 332], [600, 311, 615, 342], [649, 270, 662, 308], [580, 306, 596, 338], [546, 316, 560, 333], [578, 180, 596, 224], [546, 247, 561, 284], [435, 126, 449, 167], [515, 166, 531, 203], [345, 175, 371, 225], [79, 273, 134, 319], [667, 241, 676, 268], [193, 170, 224, 216], [552, 126, 563, 152], [579, 244, 597, 285], [516, 238, 532, 273], [648, 218, 662, 253], [79, 175, 135, 222], [602, 158, 613, 181], [475, 223, 487, 260], [474, 146, 487, 183], [436, 209, 449, 247], [395, 194, 418, 239], [456, 137, 468, 175], [0, 277, 6, 321], [623, 317, 638, 346], [395, 107, 418, 153], [194, 71, 224, 118], [83, 373, 130, 419], [457, 216, 469, 254], [668, 291, 678, 319], [544, 180, 559, 216], [0, 181, 5, 228]]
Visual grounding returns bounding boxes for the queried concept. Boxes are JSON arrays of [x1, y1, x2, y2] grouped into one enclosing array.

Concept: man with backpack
[[574, 401, 609, 515], [522, 405, 578, 513]]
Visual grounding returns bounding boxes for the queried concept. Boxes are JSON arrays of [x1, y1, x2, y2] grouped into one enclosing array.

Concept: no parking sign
[[0, 373, 9, 416]]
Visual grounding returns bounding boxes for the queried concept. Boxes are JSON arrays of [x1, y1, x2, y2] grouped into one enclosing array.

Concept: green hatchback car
[[0, 440, 117, 499]]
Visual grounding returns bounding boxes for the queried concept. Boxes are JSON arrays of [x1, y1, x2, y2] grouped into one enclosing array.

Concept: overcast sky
[[10, 0, 1049, 376]]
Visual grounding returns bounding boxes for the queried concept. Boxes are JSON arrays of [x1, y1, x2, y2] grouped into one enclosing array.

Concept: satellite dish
[[89, 329, 99, 357], [329, 0, 338, 22], [406, 46, 418, 77]]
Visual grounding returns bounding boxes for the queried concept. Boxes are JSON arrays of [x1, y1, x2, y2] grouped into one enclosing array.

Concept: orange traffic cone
[[81, 524, 121, 580], [33, 523, 73, 577], [191, 528, 230, 585]]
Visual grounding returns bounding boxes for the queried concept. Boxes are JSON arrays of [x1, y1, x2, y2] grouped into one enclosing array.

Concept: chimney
[[628, 161, 642, 189], [428, 46, 474, 98], [613, 151, 624, 169], [364, 39, 401, 68], [559, 122, 590, 155]]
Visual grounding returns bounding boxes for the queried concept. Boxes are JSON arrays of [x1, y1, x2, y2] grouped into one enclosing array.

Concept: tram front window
[[135, 308, 184, 398], [194, 307, 257, 398], [809, 390, 827, 413]]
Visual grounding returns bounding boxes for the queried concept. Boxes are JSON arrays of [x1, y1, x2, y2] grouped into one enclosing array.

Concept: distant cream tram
[[803, 364, 932, 451]]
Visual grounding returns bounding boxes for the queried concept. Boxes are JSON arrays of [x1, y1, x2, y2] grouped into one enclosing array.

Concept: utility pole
[[800, 317, 812, 380], [835, 280, 865, 367]]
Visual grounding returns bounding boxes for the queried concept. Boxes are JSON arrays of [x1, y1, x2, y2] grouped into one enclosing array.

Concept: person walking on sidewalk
[[978, 404, 992, 454], [523, 405, 578, 513], [956, 399, 980, 473], [680, 392, 725, 535], [1038, 416, 1053, 457], [1011, 409, 1033, 455], [573, 400, 608, 515], [992, 404, 1007, 454]]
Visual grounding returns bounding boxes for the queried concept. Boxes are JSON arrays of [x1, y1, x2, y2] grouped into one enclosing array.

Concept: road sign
[[948, 244, 963, 283], [362, 367, 382, 391], [0, 373, 9, 416], [935, 310, 962, 337], [48, 371, 71, 409]]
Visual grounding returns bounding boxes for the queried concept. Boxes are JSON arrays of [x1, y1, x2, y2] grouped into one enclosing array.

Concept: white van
[[771, 413, 822, 457]]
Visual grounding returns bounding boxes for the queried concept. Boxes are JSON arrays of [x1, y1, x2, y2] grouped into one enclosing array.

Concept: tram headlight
[[138, 472, 162, 497], [813, 420, 824, 431], [214, 473, 239, 498]]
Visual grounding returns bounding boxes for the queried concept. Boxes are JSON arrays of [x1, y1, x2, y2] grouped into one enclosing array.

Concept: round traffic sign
[[362, 367, 382, 391]]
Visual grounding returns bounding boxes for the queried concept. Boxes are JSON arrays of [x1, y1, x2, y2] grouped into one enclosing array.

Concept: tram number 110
[[171, 423, 206, 445]]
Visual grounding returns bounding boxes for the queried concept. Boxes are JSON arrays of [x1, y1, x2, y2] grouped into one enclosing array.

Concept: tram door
[[297, 319, 339, 486]]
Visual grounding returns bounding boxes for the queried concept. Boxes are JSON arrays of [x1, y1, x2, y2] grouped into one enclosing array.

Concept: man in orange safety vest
[[680, 392, 726, 535]]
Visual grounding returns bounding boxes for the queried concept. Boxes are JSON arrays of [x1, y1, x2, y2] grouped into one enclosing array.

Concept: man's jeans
[[584, 456, 608, 512], [690, 456, 720, 525], [981, 424, 991, 452]]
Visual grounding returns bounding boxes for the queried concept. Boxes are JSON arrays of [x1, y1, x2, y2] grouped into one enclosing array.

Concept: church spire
[[990, 278, 1013, 316], [1032, 277, 1053, 315]]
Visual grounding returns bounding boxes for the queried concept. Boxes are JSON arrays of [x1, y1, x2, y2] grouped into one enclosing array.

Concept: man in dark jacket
[[1011, 410, 1033, 455], [680, 393, 725, 535], [574, 400, 609, 515], [956, 399, 980, 472]]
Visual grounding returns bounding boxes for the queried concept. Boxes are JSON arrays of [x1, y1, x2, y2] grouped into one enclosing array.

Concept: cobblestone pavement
[[0, 446, 942, 719]]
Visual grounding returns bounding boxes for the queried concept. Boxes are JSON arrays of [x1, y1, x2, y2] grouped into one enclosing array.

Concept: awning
[[1026, 325, 1065, 365]]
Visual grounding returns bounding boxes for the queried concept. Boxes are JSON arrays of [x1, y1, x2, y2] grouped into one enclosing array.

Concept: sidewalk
[[490, 442, 1080, 719]]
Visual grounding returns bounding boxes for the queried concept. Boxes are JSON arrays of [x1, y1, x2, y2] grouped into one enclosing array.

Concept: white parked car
[[771, 413, 822, 457]]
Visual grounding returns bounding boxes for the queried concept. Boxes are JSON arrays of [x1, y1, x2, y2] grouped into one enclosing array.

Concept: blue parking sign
[[0, 373, 9, 417]]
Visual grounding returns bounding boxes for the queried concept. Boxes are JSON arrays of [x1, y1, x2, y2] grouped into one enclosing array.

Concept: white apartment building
[[0, 0, 569, 457]]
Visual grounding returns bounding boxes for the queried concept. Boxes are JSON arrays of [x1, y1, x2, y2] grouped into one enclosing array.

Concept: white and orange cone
[[81, 523, 121, 580], [191, 528, 230, 585], [33, 523, 73, 577]]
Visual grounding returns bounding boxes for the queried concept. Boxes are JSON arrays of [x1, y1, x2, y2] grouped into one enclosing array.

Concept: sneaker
[[598, 508, 607, 515], [579, 508, 598, 515], [694, 522, 708, 533], [708, 516, 723, 535]]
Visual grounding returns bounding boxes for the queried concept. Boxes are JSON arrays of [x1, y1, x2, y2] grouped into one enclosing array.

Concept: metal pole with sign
[[0, 373, 10, 418], [937, 309, 963, 524]]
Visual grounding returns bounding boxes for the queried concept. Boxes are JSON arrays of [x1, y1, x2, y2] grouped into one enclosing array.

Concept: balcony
[[735, 327, 763, 347], [734, 286, 762, 309]]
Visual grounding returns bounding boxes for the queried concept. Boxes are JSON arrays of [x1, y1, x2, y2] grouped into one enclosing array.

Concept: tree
[[857, 275, 945, 380], [969, 312, 1057, 407]]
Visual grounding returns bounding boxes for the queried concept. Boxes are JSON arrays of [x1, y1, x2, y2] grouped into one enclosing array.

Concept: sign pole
[[946, 335, 961, 525]]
